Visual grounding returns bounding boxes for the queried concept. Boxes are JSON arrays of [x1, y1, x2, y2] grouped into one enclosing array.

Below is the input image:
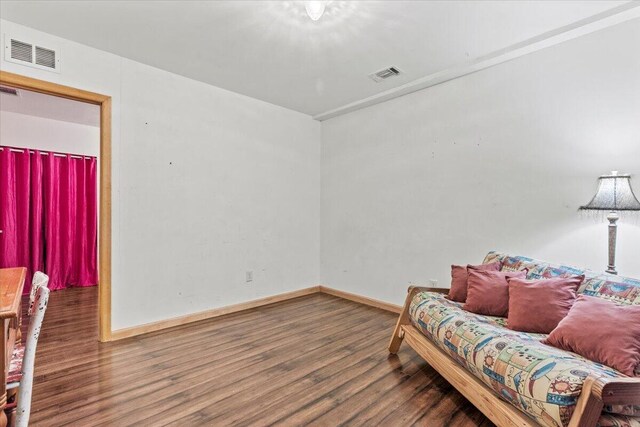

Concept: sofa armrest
[[570, 375, 640, 427], [595, 376, 640, 405], [389, 285, 451, 354]]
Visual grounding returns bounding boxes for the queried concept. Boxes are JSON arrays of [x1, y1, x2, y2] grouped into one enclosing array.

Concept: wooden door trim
[[0, 71, 113, 342]]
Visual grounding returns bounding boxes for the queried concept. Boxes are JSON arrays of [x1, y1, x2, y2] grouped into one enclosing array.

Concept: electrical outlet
[[429, 279, 438, 287], [246, 271, 253, 283]]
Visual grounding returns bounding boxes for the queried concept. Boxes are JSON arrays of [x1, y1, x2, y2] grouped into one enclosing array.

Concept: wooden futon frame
[[388, 286, 640, 427]]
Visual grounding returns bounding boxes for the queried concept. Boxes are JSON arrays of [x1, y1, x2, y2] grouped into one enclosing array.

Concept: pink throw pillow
[[464, 269, 526, 317], [448, 261, 501, 303], [544, 295, 640, 376], [507, 275, 584, 334]]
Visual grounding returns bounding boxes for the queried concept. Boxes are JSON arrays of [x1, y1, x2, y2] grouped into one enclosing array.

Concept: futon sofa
[[389, 252, 640, 427]]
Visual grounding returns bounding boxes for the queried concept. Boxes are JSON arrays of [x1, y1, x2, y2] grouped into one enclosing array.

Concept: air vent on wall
[[10, 39, 32, 63], [4, 35, 60, 73], [35, 46, 56, 68], [368, 66, 401, 83], [0, 86, 19, 96]]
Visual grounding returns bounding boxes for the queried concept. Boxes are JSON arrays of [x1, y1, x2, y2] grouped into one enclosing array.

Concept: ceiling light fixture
[[305, 1, 328, 21]]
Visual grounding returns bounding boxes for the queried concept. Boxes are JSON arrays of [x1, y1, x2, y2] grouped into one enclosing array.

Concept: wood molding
[[109, 285, 405, 340], [313, 3, 640, 121], [98, 97, 112, 342], [0, 71, 108, 104], [0, 71, 113, 342], [318, 286, 402, 314], [110, 286, 321, 340]]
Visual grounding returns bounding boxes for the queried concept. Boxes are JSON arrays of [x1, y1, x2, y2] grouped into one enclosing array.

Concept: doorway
[[0, 71, 112, 342]]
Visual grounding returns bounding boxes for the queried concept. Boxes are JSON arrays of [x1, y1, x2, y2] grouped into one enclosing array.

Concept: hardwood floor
[[23, 286, 493, 426]]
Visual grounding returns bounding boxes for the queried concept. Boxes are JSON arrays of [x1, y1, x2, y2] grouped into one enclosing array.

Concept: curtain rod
[[0, 146, 96, 160]]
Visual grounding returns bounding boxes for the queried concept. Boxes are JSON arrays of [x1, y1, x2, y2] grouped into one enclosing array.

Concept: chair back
[[28, 272, 49, 316], [16, 285, 50, 427]]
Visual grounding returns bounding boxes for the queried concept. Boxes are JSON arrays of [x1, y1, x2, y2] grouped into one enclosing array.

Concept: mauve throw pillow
[[507, 275, 584, 334], [448, 261, 502, 302], [543, 295, 640, 376], [464, 269, 526, 317]]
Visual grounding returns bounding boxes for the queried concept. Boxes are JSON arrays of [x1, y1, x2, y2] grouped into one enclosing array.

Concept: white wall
[[321, 19, 640, 306], [0, 19, 321, 331], [0, 110, 100, 156], [3, 16, 639, 326]]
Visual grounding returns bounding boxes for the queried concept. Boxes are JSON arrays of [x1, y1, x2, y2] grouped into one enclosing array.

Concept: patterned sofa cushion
[[482, 251, 640, 305], [409, 291, 632, 427], [581, 274, 640, 305]]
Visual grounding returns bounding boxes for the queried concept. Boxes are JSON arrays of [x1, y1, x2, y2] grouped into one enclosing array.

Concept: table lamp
[[580, 171, 640, 274]]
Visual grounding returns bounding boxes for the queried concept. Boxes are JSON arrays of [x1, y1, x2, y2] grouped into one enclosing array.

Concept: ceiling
[[0, 1, 631, 117], [0, 88, 100, 127]]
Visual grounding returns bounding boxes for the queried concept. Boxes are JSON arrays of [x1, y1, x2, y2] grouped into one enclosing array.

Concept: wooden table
[[0, 268, 26, 427]]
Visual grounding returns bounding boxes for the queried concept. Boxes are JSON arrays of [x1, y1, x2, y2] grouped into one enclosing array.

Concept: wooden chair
[[6, 272, 49, 386], [5, 284, 50, 427], [28, 272, 49, 316]]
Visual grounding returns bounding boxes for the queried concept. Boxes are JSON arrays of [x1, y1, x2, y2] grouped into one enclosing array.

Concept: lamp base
[[606, 211, 619, 275]]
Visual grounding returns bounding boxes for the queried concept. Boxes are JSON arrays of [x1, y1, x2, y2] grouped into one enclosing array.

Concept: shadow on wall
[[536, 218, 640, 278]]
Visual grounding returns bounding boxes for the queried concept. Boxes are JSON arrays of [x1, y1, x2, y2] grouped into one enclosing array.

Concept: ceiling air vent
[[369, 66, 401, 83], [4, 35, 60, 73], [0, 86, 19, 96]]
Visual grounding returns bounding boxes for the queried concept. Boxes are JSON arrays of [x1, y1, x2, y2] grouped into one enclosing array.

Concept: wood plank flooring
[[23, 287, 493, 426]]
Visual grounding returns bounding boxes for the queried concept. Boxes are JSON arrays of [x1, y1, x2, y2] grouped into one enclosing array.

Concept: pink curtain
[[0, 146, 97, 294], [0, 147, 42, 292]]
